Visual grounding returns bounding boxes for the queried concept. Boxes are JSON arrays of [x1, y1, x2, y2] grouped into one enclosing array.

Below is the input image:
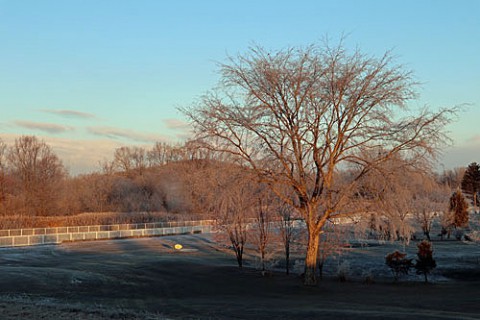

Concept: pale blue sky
[[0, 0, 479, 174]]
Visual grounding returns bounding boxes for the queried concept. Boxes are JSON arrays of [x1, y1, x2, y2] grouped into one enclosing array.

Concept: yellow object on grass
[[174, 244, 183, 250]]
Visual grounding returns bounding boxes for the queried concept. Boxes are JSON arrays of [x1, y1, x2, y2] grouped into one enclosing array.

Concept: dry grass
[[0, 211, 200, 230]]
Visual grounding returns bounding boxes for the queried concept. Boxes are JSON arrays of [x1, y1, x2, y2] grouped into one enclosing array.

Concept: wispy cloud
[[163, 118, 190, 130], [175, 131, 193, 141], [40, 109, 96, 119], [15, 120, 74, 134], [466, 134, 480, 144], [441, 134, 480, 169], [88, 126, 168, 143], [163, 118, 192, 141], [49, 137, 124, 175]]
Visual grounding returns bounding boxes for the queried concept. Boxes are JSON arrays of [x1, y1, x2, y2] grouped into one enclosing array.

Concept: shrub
[[385, 251, 413, 282], [415, 240, 436, 283]]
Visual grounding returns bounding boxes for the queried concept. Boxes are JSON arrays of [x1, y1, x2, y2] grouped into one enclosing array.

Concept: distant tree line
[[0, 135, 232, 218], [1, 137, 477, 231]]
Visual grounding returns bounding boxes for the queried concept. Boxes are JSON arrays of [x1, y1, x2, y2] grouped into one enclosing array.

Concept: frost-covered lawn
[[0, 234, 479, 319]]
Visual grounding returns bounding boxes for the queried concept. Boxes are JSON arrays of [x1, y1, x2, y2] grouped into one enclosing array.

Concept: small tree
[[253, 191, 274, 272], [415, 240, 436, 283], [214, 170, 254, 268], [449, 189, 469, 229], [412, 173, 450, 241], [385, 251, 413, 282]]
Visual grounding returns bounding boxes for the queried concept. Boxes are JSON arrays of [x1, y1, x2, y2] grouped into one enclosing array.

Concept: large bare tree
[[183, 42, 456, 285]]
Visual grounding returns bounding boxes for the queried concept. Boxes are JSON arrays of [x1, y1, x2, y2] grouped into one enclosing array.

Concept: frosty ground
[[0, 233, 479, 319]]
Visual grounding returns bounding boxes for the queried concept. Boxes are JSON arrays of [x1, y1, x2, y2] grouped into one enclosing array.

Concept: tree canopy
[[183, 41, 457, 285]]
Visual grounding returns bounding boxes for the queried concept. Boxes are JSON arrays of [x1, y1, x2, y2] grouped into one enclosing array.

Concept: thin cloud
[[175, 131, 193, 141], [40, 109, 96, 119], [15, 120, 74, 134], [163, 118, 192, 141], [88, 126, 168, 143], [466, 134, 480, 144], [49, 137, 124, 175], [163, 118, 190, 130], [440, 135, 480, 169]]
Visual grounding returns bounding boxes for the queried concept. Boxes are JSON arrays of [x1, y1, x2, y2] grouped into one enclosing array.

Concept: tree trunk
[[234, 245, 243, 268], [285, 242, 290, 275], [236, 253, 243, 268], [474, 192, 478, 213], [424, 228, 431, 241], [261, 250, 266, 271], [318, 262, 324, 280], [304, 231, 320, 286]]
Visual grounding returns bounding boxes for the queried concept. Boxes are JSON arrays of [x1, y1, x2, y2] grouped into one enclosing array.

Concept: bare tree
[[253, 190, 274, 272], [7, 136, 66, 216], [113, 146, 148, 176], [356, 158, 449, 245], [77, 173, 115, 213], [183, 41, 456, 285], [358, 160, 417, 245], [148, 142, 170, 167], [412, 173, 450, 241], [438, 167, 465, 190], [214, 170, 255, 268]]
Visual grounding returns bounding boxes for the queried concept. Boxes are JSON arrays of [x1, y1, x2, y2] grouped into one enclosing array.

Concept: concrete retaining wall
[[0, 220, 215, 248]]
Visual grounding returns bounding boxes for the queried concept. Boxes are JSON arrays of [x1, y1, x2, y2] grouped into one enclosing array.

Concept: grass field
[[0, 233, 479, 319]]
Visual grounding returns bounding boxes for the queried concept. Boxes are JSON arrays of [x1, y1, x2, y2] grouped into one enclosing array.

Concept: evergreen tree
[[449, 189, 469, 229], [461, 162, 480, 212], [415, 240, 436, 283]]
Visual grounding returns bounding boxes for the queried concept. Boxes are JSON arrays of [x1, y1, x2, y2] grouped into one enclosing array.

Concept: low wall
[[0, 220, 215, 248]]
